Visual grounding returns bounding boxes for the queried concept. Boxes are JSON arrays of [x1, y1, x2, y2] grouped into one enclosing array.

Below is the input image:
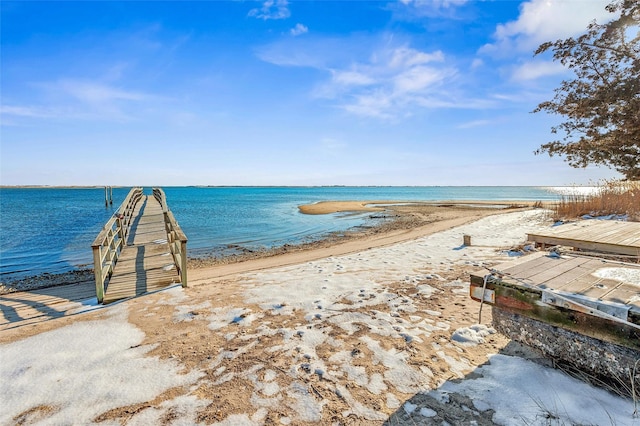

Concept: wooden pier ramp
[[100, 195, 179, 303], [92, 187, 188, 304], [1, 187, 188, 329]]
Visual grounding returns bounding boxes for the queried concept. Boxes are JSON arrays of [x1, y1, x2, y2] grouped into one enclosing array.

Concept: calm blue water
[[0, 186, 563, 281]]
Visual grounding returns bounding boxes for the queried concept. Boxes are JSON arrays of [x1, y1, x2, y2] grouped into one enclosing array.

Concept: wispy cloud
[[457, 119, 491, 129], [52, 79, 151, 104], [259, 36, 491, 119], [290, 23, 308, 36], [1, 105, 55, 119], [3, 79, 160, 124], [481, 0, 611, 55], [248, 0, 290, 20], [391, 0, 469, 19], [511, 60, 566, 81]]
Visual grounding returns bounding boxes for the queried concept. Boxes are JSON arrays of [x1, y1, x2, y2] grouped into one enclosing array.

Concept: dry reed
[[552, 181, 640, 222]]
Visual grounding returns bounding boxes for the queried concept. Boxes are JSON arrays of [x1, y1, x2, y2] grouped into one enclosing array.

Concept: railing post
[[92, 245, 104, 303], [116, 216, 124, 245], [180, 240, 188, 287]]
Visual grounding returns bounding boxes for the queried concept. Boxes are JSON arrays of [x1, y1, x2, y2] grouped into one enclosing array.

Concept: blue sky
[[1, 0, 621, 186]]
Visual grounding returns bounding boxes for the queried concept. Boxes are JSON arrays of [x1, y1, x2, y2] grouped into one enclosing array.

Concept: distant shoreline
[[0, 185, 121, 189], [0, 184, 596, 189]]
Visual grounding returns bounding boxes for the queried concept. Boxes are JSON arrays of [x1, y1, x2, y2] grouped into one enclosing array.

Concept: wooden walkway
[[102, 195, 181, 304], [1, 188, 187, 329], [527, 219, 640, 258]]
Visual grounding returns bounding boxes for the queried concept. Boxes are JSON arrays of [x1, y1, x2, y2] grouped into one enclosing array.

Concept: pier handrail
[[91, 187, 143, 303], [153, 188, 188, 287]]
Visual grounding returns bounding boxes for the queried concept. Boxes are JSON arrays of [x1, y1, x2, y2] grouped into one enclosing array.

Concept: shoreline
[[0, 202, 535, 294], [297, 199, 542, 215]]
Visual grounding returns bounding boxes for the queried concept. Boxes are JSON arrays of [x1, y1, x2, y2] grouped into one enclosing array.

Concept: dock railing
[[91, 187, 143, 303], [153, 188, 188, 287]]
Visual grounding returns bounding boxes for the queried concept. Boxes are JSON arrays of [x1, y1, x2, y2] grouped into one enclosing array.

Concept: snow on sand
[[1, 210, 638, 425]]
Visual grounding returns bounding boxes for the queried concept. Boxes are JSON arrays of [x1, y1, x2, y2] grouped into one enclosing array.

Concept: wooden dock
[[92, 188, 188, 304], [100, 194, 181, 304], [1, 188, 188, 329], [527, 219, 640, 258]]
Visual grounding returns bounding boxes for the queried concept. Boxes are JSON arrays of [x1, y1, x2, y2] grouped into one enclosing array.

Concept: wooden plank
[[523, 256, 593, 288], [494, 254, 560, 280], [527, 220, 640, 257]]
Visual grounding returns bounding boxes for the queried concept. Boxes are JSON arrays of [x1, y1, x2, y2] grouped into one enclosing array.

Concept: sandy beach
[[0, 203, 636, 425]]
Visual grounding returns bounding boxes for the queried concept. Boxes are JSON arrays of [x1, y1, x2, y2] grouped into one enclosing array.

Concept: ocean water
[[0, 186, 564, 281]]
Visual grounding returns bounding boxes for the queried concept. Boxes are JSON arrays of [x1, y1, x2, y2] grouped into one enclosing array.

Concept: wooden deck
[[469, 252, 640, 391], [527, 219, 640, 258], [102, 195, 181, 304], [472, 252, 640, 320]]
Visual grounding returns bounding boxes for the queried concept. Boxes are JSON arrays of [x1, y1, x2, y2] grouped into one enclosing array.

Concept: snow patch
[[451, 324, 496, 346], [593, 267, 640, 286], [0, 313, 202, 425]]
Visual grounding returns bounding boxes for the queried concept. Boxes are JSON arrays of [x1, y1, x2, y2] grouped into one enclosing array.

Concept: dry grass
[[552, 181, 640, 222]]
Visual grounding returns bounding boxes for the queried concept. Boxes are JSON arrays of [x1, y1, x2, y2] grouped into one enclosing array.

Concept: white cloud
[[457, 119, 491, 129], [393, 66, 446, 93], [470, 58, 483, 69], [511, 59, 566, 81], [55, 80, 149, 104], [248, 0, 290, 20], [331, 70, 377, 86], [290, 23, 308, 36], [4, 80, 160, 123], [403, 0, 468, 7], [326, 46, 464, 118], [1, 105, 55, 118], [388, 47, 444, 68], [258, 33, 502, 119], [396, 0, 469, 17], [482, 0, 612, 54]]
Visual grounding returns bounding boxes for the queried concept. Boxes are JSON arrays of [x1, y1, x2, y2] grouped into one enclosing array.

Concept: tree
[[533, 0, 640, 180]]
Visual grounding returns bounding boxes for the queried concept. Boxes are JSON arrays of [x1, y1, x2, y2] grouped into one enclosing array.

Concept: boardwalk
[[102, 195, 181, 304], [527, 219, 640, 258], [0, 188, 187, 329]]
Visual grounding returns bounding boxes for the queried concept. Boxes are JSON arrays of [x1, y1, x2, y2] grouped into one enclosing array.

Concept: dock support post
[[105, 186, 113, 206]]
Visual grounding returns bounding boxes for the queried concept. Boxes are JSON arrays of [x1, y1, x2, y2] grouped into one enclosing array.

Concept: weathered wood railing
[[153, 187, 188, 287], [91, 187, 143, 303]]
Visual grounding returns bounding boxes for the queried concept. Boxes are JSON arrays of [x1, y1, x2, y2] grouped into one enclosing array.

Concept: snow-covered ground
[[1, 210, 638, 425]]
